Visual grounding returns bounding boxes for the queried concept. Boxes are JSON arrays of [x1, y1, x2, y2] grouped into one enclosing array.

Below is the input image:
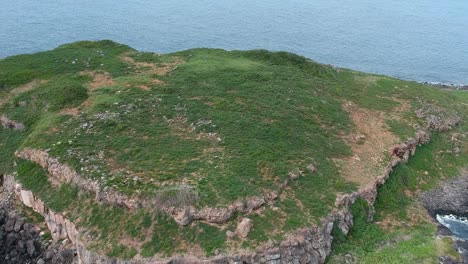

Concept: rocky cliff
[[3, 128, 436, 264]]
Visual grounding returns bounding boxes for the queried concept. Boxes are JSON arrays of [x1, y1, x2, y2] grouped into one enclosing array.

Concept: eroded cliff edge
[[2, 127, 442, 264]]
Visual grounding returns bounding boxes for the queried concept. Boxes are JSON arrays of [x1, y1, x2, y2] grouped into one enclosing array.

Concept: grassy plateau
[[0, 40, 466, 260]]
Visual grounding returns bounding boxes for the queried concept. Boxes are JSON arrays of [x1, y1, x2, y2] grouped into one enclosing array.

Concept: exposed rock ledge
[[421, 169, 468, 217], [1, 115, 25, 131], [6, 128, 437, 264], [16, 149, 300, 226]]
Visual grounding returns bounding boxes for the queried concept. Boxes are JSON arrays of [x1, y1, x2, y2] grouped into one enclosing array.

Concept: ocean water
[[0, 0, 467, 84], [437, 214, 468, 240]]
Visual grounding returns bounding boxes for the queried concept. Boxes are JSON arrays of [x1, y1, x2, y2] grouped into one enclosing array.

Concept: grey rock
[[265, 253, 280, 261], [6, 233, 17, 246], [421, 172, 468, 216], [4, 218, 15, 232], [26, 240, 36, 257], [44, 250, 54, 260], [14, 218, 24, 232]]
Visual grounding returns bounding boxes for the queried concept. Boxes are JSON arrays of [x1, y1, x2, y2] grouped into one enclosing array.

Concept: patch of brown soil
[[59, 107, 79, 116], [333, 101, 401, 187], [0, 80, 48, 107], [80, 71, 115, 90], [121, 53, 184, 86], [121, 55, 183, 76], [11, 79, 48, 95], [138, 85, 150, 91]]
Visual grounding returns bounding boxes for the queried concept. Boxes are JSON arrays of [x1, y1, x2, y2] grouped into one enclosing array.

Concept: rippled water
[[437, 214, 468, 240], [1, 0, 467, 84]]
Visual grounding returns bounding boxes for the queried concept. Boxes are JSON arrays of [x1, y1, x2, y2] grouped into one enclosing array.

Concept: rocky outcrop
[[421, 170, 468, 217], [16, 148, 299, 226], [2, 173, 340, 264], [421, 170, 468, 264], [1, 209, 43, 263], [0, 206, 74, 264], [4, 128, 432, 264], [415, 101, 461, 132], [1, 115, 25, 131], [3, 175, 80, 246], [7, 109, 459, 263], [236, 218, 253, 238]]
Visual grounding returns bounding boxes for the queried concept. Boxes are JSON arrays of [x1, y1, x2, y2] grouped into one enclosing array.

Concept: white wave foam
[[437, 214, 468, 240]]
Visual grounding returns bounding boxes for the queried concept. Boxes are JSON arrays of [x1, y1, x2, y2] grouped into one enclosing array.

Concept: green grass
[[0, 40, 466, 259], [0, 40, 133, 89], [16, 160, 79, 212], [327, 130, 467, 263]]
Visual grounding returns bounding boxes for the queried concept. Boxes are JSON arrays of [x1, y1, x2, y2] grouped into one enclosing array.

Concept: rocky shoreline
[[419, 82, 468, 91], [421, 170, 468, 264], [421, 170, 468, 218]]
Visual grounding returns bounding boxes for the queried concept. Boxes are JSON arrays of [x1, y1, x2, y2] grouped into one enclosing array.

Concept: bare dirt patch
[[0, 80, 48, 107], [59, 107, 80, 116], [80, 71, 115, 90], [138, 85, 151, 91], [120, 53, 184, 87], [11, 79, 48, 95], [333, 101, 401, 187], [121, 55, 183, 76]]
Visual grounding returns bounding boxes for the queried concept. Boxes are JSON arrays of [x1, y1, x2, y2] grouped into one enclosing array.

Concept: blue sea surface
[[1, 0, 467, 84]]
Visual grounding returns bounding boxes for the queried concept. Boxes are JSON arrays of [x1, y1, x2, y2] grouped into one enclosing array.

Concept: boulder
[[236, 218, 253, 238], [14, 218, 24, 232]]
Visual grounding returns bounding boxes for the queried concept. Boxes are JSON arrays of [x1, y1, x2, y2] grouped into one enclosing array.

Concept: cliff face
[[0, 181, 75, 264], [3, 129, 433, 264]]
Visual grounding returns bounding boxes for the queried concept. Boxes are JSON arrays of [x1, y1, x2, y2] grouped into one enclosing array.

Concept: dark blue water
[[1, 0, 467, 84]]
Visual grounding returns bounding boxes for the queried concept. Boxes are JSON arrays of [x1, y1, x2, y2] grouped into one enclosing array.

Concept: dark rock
[[421, 172, 468, 217], [0, 208, 68, 263], [6, 232, 17, 246], [4, 218, 15, 232], [16, 239, 25, 253], [13, 218, 24, 232], [438, 256, 460, 264], [59, 249, 75, 264], [26, 240, 36, 257], [44, 250, 54, 260], [23, 223, 37, 235]]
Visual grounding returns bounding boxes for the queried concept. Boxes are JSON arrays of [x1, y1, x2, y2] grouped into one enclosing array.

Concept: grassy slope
[[327, 98, 468, 264], [0, 41, 466, 258]]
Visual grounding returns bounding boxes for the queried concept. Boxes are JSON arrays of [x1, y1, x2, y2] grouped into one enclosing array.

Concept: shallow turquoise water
[[1, 0, 467, 84]]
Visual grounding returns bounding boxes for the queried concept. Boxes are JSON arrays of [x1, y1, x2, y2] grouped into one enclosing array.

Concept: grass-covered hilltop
[[0, 40, 466, 263]]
